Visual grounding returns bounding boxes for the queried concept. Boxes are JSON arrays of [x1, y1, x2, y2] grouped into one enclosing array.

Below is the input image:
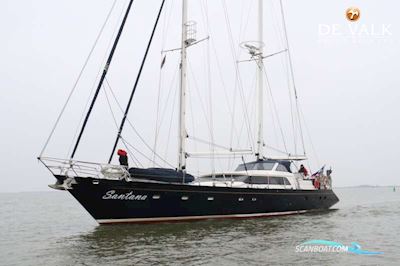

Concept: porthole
[[152, 195, 160, 200], [181, 196, 189, 201], [92, 180, 99, 185], [238, 197, 244, 202]]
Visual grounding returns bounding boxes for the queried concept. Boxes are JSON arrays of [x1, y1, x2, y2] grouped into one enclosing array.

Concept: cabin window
[[268, 176, 285, 185], [256, 162, 275, 170], [246, 176, 268, 184], [238, 197, 244, 201], [152, 195, 160, 200], [200, 175, 247, 181], [276, 164, 289, 172], [181, 196, 189, 201], [207, 197, 214, 201], [236, 161, 275, 171], [251, 198, 257, 201], [244, 176, 288, 185]]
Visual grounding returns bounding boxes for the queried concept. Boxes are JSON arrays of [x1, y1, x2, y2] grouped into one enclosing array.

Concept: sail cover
[[128, 168, 195, 183]]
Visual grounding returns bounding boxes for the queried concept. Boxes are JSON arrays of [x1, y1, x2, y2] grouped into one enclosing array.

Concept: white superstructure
[[194, 160, 331, 191]]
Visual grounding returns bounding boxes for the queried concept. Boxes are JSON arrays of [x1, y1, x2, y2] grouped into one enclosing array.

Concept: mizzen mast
[[256, 0, 264, 161], [178, 0, 188, 172]]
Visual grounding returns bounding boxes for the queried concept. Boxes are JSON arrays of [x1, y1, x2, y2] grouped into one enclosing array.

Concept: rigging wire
[[285, 54, 298, 155], [121, 138, 162, 168], [229, 72, 257, 169], [188, 54, 222, 174], [234, 71, 256, 150], [104, 80, 141, 167], [120, 137, 143, 168], [71, 0, 136, 159], [39, 0, 118, 157], [186, 86, 200, 176], [269, 0, 298, 155], [265, 144, 290, 155], [104, 78, 175, 169], [237, 0, 255, 68], [278, 0, 307, 155], [152, 72, 163, 165], [65, 0, 127, 159], [199, 0, 216, 174], [260, 61, 288, 153], [151, 0, 175, 165], [151, 62, 164, 165], [238, 0, 252, 43], [153, 65, 180, 148], [152, 62, 167, 165], [188, 136, 235, 152], [206, 6, 216, 175], [108, 0, 166, 163], [103, 83, 141, 166], [66, 67, 101, 159], [268, 94, 283, 155], [205, 24, 242, 160], [298, 104, 321, 167], [188, 62, 213, 137], [221, 0, 255, 152], [163, 81, 179, 168]]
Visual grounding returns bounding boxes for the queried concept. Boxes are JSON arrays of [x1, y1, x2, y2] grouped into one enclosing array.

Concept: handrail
[[38, 157, 130, 180]]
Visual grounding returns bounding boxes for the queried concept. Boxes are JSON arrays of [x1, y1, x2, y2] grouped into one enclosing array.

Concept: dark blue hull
[[62, 176, 339, 224]]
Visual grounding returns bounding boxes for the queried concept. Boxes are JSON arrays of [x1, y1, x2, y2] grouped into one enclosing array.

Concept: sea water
[[0, 187, 399, 266]]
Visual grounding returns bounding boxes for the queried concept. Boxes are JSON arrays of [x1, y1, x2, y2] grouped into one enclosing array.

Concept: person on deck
[[314, 178, 320, 190], [298, 164, 308, 177], [117, 149, 128, 168]]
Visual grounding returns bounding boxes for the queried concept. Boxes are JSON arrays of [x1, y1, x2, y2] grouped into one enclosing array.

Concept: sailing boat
[[39, 0, 339, 224]]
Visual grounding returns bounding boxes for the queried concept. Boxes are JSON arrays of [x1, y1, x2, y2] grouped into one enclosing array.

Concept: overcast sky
[[1, 0, 399, 193]]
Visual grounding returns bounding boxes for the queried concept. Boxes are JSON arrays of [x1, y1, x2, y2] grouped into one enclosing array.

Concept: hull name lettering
[[102, 190, 147, 201]]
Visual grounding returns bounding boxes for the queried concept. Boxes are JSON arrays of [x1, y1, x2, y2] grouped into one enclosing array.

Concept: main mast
[[178, 0, 188, 171], [256, 0, 264, 160]]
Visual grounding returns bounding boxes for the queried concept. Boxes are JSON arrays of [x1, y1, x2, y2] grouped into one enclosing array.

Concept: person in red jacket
[[117, 149, 128, 168], [298, 164, 308, 177], [314, 178, 320, 189]]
